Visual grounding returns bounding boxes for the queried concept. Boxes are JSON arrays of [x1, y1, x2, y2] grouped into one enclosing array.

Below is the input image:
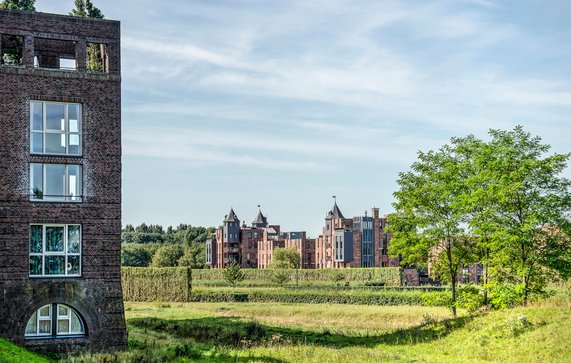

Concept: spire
[[224, 207, 239, 222], [326, 196, 345, 219], [252, 205, 268, 227]]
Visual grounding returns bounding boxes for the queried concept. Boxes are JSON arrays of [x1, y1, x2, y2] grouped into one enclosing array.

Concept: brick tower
[[0, 10, 127, 352]]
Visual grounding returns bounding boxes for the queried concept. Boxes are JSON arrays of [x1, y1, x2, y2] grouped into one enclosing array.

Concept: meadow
[[5, 287, 570, 362]]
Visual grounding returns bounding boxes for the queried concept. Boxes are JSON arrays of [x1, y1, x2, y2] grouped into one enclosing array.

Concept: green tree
[[177, 244, 206, 269], [121, 244, 153, 267], [389, 137, 480, 317], [468, 127, 571, 304], [69, 0, 104, 18], [151, 244, 184, 268], [0, 0, 35, 10], [270, 247, 302, 286], [271, 270, 290, 286], [222, 262, 245, 287]]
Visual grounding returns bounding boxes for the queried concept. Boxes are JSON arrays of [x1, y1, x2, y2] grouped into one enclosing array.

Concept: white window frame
[[30, 163, 82, 202], [30, 101, 82, 156], [29, 224, 82, 277], [25, 304, 86, 338]]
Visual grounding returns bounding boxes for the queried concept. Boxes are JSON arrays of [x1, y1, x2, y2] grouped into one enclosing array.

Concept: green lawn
[[0, 337, 49, 363], [3, 293, 570, 362]]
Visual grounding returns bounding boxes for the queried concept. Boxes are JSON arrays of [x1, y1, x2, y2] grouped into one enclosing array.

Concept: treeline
[[121, 224, 216, 269]]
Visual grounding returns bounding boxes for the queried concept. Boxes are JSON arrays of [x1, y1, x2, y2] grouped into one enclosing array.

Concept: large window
[[30, 163, 82, 202], [25, 304, 85, 337], [29, 225, 81, 277], [30, 101, 81, 155]]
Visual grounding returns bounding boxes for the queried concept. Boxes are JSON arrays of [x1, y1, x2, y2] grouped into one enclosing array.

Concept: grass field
[[3, 290, 570, 362]]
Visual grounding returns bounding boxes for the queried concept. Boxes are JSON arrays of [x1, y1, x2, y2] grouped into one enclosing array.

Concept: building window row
[[29, 224, 81, 277]]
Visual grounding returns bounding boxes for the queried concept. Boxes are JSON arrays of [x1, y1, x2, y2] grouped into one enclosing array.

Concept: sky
[[38, 0, 571, 237]]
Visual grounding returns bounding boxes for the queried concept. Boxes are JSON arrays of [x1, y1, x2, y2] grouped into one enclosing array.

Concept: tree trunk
[[446, 239, 457, 318]]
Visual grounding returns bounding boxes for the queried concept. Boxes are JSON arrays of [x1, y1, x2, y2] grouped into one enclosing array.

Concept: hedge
[[189, 288, 449, 306], [192, 267, 402, 286], [122, 267, 192, 302]]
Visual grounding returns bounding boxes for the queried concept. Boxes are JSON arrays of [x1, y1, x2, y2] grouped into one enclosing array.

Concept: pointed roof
[[326, 201, 345, 220], [252, 209, 268, 227], [224, 208, 239, 222]]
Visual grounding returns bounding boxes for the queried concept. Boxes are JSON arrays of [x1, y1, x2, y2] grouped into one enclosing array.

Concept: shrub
[[456, 284, 484, 312], [271, 270, 290, 286], [122, 267, 192, 302], [487, 283, 524, 309], [223, 263, 245, 287], [151, 244, 184, 267]]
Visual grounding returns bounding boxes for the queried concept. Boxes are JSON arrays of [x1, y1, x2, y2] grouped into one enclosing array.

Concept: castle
[[206, 202, 401, 270]]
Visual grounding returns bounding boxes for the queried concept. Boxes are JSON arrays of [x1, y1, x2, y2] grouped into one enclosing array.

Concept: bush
[[151, 244, 184, 267], [189, 288, 442, 306], [223, 263, 245, 287], [192, 267, 402, 286], [487, 283, 524, 309], [456, 284, 484, 312], [122, 267, 192, 302], [271, 270, 290, 286]]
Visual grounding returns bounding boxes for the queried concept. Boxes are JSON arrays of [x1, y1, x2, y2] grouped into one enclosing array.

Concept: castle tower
[[0, 10, 127, 352]]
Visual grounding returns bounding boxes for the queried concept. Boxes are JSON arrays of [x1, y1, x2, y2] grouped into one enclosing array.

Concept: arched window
[[25, 303, 85, 337]]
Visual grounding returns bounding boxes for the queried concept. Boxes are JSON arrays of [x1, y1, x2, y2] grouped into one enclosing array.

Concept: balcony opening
[[86, 42, 108, 73], [1, 34, 24, 66], [33, 38, 76, 71]]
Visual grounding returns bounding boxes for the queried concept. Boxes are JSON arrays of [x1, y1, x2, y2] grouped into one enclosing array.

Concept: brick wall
[[0, 10, 126, 353]]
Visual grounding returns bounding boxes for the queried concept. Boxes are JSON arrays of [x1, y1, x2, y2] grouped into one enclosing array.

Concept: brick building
[[0, 10, 127, 352], [207, 202, 399, 271]]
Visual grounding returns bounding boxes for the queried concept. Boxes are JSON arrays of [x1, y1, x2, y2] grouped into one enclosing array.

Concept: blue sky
[[39, 0, 571, 236]]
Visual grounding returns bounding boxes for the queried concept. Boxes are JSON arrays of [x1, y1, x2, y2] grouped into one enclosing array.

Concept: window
[[30, 163, 82, 202], [25, 304, 85, 337], [31, 101, 81, 155], [29, 225, 81, 277]]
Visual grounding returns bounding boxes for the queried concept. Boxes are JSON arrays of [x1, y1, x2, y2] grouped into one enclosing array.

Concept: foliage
[[69, 0, 104, 18], [271, 270, 290, 286], [121, 244, 153, 267], [456, 284, 484, 312], [222, 263, 245, 287], [151, 244, 184, 268], [270, 247, 301, 269], [121, 267, 191, 302], [177, 243, 206, 269], [389, 135, 481, 317], [466, 127, 571, 304], [331, 270, 346, 288], [390, 126, 571, 313], [0, 0, 35, 11], [122, 223, 215, 245], [487, 283, 525, 309], [192, 267, 402, 287], [189, 287, 441, 306]]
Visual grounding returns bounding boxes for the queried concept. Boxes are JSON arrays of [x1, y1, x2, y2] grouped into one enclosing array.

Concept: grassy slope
[[123, 298, 571, 363], [0, 338, 49, 363]]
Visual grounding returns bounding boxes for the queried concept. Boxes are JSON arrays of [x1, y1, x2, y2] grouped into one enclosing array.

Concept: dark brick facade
[[0, 10, 127, 353]]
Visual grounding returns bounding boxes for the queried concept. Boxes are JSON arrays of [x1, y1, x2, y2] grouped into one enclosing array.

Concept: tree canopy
[[69, 0, 104, 18], [389, 126, 571, 313], [0, 0, 35, 11]]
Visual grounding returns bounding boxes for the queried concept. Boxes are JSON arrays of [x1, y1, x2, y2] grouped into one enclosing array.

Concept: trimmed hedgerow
[[122, 267, 192, 302], [192, 267, 402, 287], [189, 288, 449, 306]]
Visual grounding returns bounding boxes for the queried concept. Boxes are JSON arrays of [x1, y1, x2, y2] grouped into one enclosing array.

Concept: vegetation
[[0, 0, 35, 11], [270, 247, 301, 286], [390, 127, 571, 315], [69, 0, 103, 18], [121, 223, 214, 269], [0, 337, 47, 363], [192, 267, 402, 287], [222, 263, 245, 287], [52, 291, 571, 362], [122, 267, 192, 302]]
